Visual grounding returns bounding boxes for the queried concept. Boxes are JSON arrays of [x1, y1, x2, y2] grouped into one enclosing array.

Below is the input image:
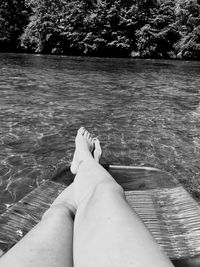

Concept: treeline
[[0, 0, 200, 59]]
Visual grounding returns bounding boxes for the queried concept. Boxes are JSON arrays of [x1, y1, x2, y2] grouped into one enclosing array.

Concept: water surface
[[0, 53, 200, 213]]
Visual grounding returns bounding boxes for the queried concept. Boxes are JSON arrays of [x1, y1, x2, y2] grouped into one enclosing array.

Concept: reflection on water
[[0, 53, 200, 214]]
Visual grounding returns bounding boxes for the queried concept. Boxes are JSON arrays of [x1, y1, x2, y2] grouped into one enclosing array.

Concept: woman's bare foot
[[70, 127, 94, 175], [93, 138, 102, 163]]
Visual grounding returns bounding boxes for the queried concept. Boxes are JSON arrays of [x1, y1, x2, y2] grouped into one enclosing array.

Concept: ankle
[[76, 156, 96, 173]]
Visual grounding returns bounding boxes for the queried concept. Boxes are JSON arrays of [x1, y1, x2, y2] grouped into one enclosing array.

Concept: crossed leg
[[0, 127, 174, 267], [71, 128, 174, 267]]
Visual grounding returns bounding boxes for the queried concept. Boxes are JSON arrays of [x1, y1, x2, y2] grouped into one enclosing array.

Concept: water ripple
[[0, 54, 200, 213]]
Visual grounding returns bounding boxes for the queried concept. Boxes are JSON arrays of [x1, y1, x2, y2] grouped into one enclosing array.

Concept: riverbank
[[0, 50, 199, 62]]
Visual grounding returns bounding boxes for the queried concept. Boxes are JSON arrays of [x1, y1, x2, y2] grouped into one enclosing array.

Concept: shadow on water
[[0, 53, 200, 214]]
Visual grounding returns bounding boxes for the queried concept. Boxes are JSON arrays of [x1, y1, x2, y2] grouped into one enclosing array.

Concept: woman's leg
[[0, 184, 76, 267], [72, 127, 174, 267]]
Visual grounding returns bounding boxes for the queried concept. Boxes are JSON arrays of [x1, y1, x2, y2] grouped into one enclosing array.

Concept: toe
[[78, 127, 85, 135], [87, 132, 91, 139], [83, 130, 87, 138], [93, 137, 99, 144], [84, 130, 90, 139], [94, 138, 101, 148]]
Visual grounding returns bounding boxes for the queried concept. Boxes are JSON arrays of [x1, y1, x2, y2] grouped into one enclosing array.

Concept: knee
[[42, 203, 75, 221]]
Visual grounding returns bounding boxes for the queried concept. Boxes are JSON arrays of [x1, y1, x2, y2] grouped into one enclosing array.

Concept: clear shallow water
[[0, 53, 200, 214]]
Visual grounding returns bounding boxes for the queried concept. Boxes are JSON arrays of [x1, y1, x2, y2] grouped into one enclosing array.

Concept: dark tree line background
[[0, 0, 200, 59]]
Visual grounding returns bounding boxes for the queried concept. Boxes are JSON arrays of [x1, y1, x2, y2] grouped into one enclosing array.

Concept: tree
[[0, 0, 30, 52], [21, 0, 68, 53], [175, 0, 200, 59], [135, 0, 180, 58], [21, 0, 136, 57]]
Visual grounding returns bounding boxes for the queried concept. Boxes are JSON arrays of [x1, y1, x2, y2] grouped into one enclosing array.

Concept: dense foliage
[[1, 0, 200, 59], [0, 0, 30, 52]]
